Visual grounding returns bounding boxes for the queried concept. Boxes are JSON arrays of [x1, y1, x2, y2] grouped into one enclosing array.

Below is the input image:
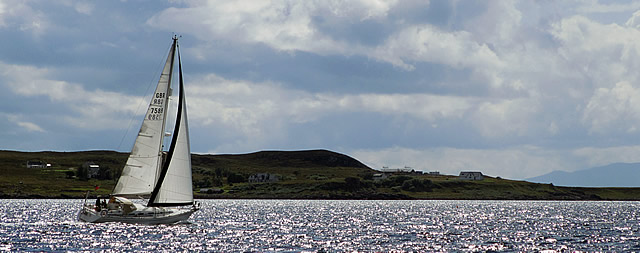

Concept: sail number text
[[148, 92, 166, 120], [153, 92, 166, 106]]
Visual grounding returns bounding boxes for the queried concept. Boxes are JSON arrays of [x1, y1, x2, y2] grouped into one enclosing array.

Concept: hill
[[0, 149, 377, 198], [526, 163, 640, 187], [3, 150, 640, 200]]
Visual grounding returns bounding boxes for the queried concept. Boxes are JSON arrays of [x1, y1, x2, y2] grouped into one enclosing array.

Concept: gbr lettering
[[148, 92, 166, 120], [153, 92, 166, 105]]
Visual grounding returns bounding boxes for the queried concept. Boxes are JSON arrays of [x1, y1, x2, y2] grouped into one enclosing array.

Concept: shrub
[[393, 175, 413, 184], [97, 166, 112, 180], [376, 175, 413, 188], [345, 177, 361, 190], [212, 176, 223, 187], [195, 178, 212, 188], [359, 173, 374, 180], [401, 178, 434, 192]]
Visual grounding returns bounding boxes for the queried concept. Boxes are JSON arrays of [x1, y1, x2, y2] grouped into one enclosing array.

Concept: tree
[[76, 166, 87, 180], [227, 172, 246, 184], [215, 167, 228, 178], [211, 176, 223, 187]]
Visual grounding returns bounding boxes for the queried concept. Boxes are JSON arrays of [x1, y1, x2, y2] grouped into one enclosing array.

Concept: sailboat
[[78, 36, 199, 224]]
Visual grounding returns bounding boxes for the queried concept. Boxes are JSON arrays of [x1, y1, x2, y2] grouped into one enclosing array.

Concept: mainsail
[[113, 39, 178, 197]]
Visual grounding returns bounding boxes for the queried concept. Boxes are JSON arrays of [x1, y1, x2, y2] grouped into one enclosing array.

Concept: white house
[[83, 162, 100, 179], [26, 160, 47, 169], [459, 171, 484, 180], [372, 173, 390, 181]]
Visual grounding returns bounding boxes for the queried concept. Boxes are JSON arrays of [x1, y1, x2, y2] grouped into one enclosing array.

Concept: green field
[[2, 149, 640, 200]]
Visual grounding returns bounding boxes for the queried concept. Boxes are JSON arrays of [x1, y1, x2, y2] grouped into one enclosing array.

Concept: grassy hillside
[[2, 149, 640, 200], [0, 150, 127, 198]]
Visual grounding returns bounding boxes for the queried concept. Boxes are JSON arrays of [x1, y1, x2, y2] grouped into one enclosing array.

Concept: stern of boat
[[78, 204, 103, 223]]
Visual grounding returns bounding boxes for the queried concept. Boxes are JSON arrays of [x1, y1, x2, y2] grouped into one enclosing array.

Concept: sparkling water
[[2, 199, 640, 252]]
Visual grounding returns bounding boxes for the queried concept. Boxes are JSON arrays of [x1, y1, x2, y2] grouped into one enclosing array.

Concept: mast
[[155, 35, 178, 183]]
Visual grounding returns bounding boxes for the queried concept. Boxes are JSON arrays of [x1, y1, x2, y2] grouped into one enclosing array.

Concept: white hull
[[78, 202, 198, 225]]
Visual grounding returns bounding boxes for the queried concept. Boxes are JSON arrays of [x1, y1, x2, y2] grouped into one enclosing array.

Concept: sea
[[1, 199, 640, 252]]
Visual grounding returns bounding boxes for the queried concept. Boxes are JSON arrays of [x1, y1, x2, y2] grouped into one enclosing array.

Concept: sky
[[3, 0, 640, 181]]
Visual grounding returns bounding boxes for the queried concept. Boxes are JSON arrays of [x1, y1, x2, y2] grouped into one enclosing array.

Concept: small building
[[83, 162, 100, 179], [380, 166, 419, 174], [428, 171, 441, 176], [459, 171, 484, 180], [26, 160, 47, 169], [248, 173, 279, 183], [372, 173, 390, 181]]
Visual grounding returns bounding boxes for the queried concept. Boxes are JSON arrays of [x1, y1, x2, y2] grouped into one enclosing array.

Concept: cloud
[[471, 98, 539, 138], [0, 0, 48, 35], [187, 73, 475, 124], [0, 1, 5, 26], [73, 2, 94, 15], [549, 15, 640, 135], [147, 0, 399, 55], [15, 120, 46, 133], [350, 146, 576, 179], [576, 0, 640, 14], [551, 15, 640, 81], [371, 24, 505, 92], [583, 81, 640, 134], [187, 73, 476, 152], [573, 145, 640, 167], [626, 10, 640, 28], [0, 61, 145, 130], [16, 121, 44, 132], [149, 1, 505, 75], [2, 114, 46, 133], [463, 1, 522, 47]]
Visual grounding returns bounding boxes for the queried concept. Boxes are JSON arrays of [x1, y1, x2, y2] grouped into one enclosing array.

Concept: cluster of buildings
[[248, 173, 279, 183], [25, 160, 104, 179], [374, 166, 484, 181]]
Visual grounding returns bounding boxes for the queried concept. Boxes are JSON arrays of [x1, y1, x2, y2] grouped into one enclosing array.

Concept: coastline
[[3, 149, 640, 201]]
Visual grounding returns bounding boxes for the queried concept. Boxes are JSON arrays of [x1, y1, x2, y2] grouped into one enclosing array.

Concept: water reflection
[[1, 199, 640, 251]]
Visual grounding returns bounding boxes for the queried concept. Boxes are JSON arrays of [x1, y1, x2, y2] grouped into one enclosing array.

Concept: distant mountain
[[526, 163, 640, 187]]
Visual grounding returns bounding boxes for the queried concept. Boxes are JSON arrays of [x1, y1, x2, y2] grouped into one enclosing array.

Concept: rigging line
[[116, 42, 174, 151]]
